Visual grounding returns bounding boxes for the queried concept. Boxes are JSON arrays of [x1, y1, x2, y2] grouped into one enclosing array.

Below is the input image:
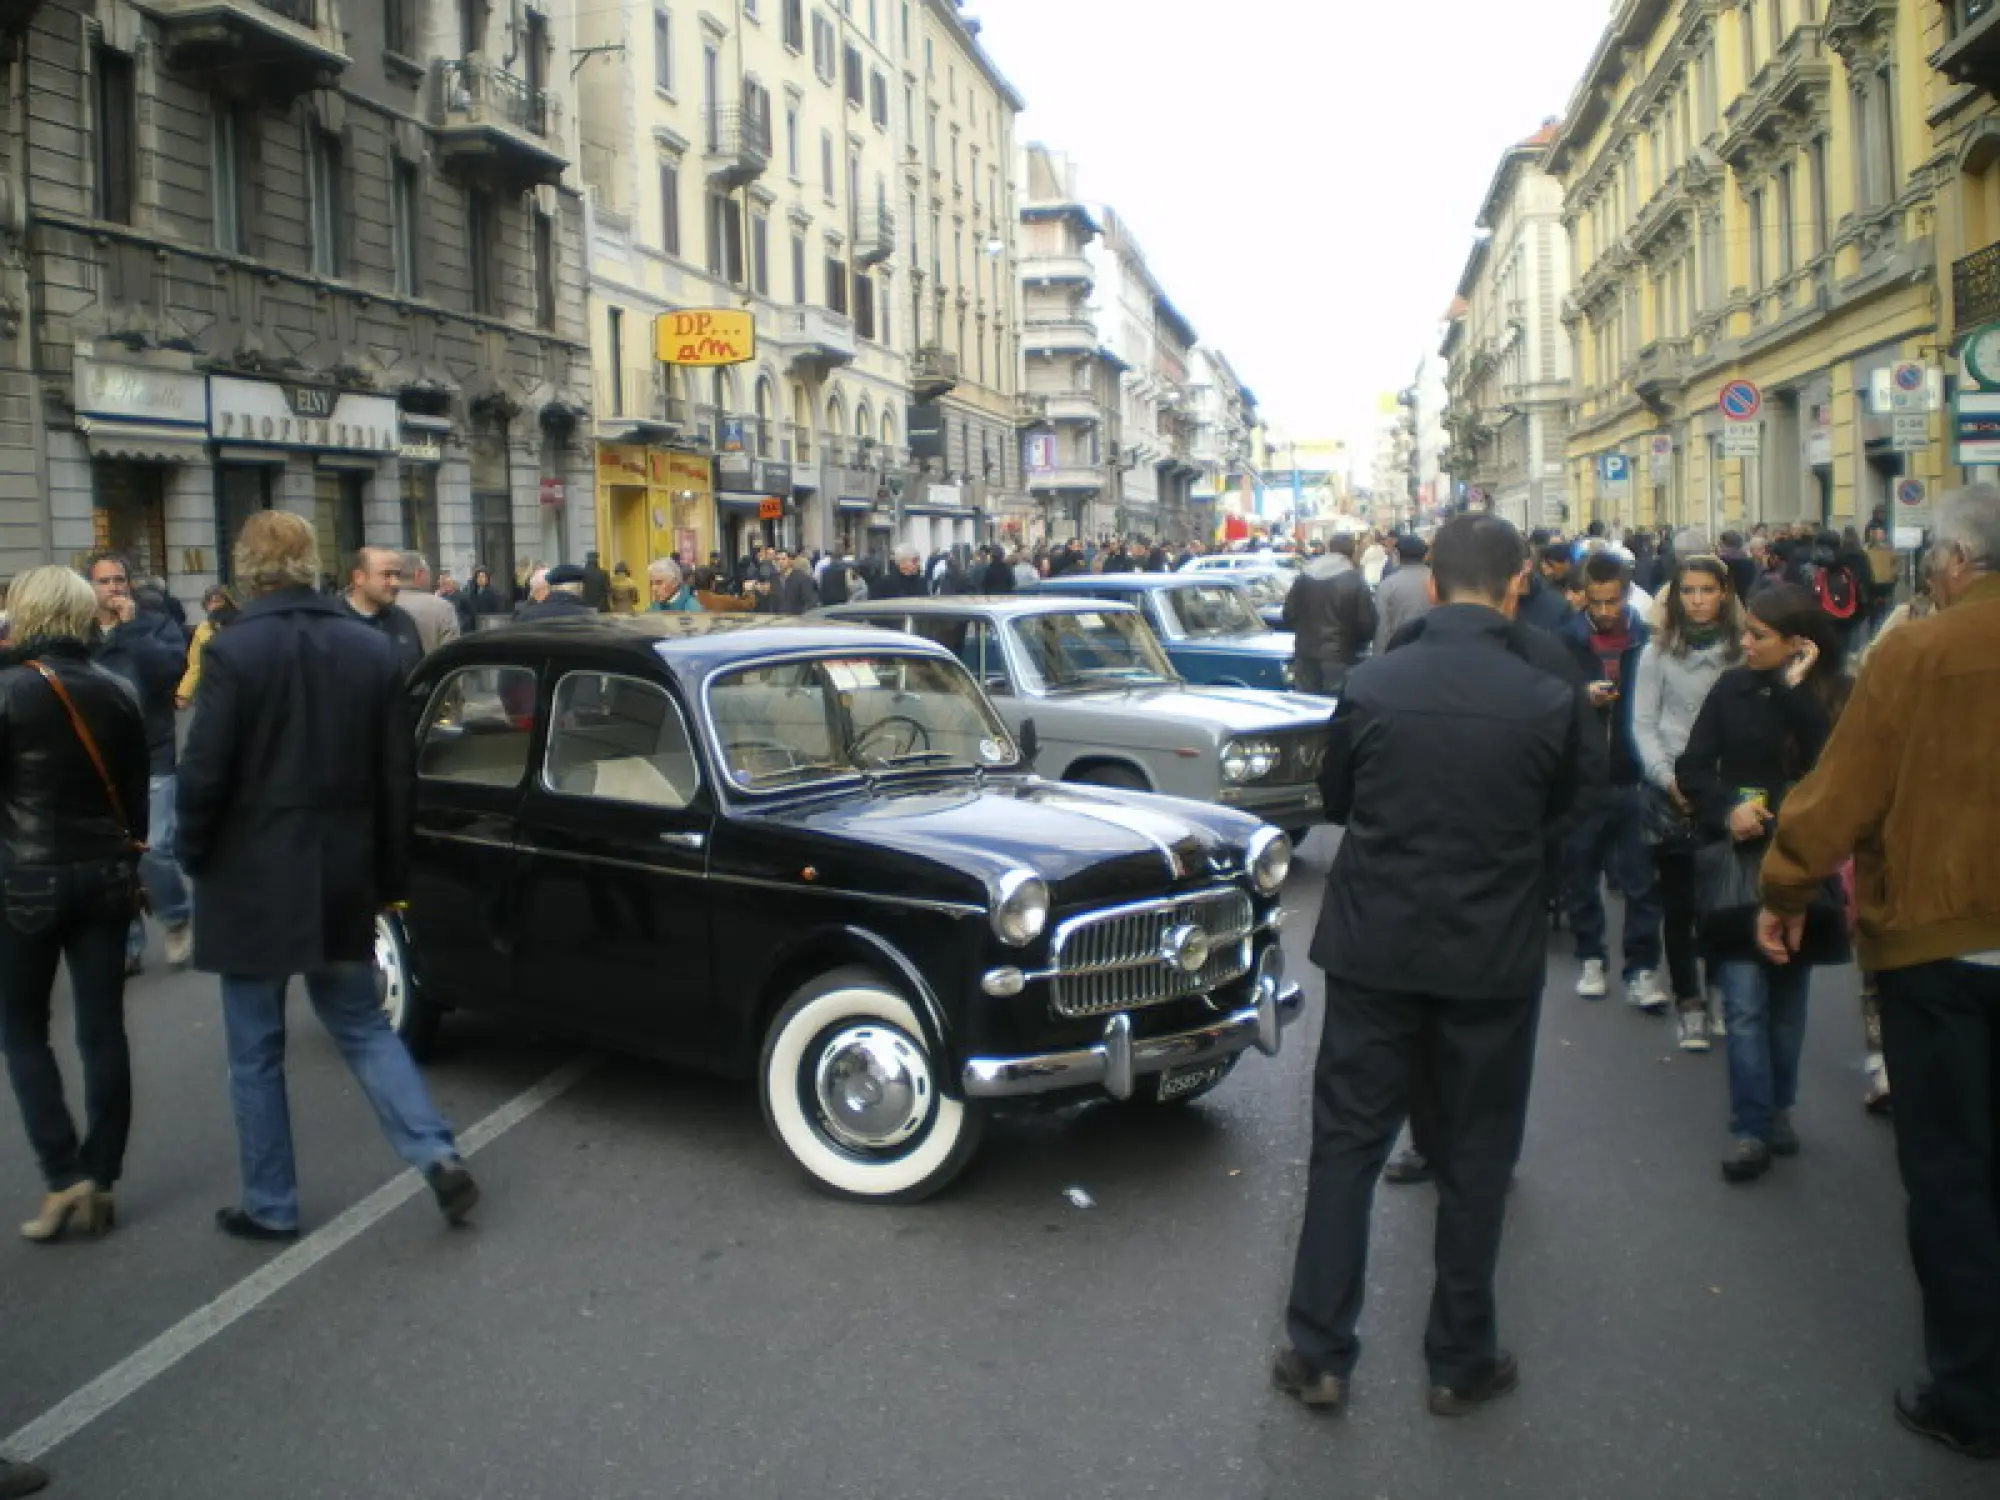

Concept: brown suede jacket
[[1761, 572, 2000, 971]]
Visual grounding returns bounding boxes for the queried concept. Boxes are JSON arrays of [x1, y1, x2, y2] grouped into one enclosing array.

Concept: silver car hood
[[1044, 683, 1334, 733]]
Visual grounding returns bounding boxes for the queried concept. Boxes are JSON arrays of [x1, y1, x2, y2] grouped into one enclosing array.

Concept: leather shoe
[[424, 1160, 480, 1226], [1894, 1386, 2000, 1460], [1382, 1149, 1433, 1185], [214, 1207, 299, 1243], [0, 1455, 49, 1498], [1428, 1352, 1519, 1416], [1270, 1348, 1346, 1410]]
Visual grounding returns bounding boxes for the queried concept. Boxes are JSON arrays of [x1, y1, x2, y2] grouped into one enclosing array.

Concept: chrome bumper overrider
[[961, 976, 1305, 1101]]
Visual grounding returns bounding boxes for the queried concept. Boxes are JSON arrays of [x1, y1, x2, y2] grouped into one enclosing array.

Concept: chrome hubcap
[[373, 920, 405, 1028], [811, 1025, 932, 1151]]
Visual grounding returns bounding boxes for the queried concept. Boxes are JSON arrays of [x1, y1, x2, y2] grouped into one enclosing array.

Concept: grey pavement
[[0, 829, 1983, 1499]]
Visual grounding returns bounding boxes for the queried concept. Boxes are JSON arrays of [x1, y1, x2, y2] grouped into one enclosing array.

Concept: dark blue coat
[[177, 588, 413, 977], [1559, 606, 1651, 786], [94, 607, 184, 776]]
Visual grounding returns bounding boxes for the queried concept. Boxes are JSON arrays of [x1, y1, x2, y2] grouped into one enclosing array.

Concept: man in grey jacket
[[1373, 535, 1433, 654], [1282, 533, 1377, 697]]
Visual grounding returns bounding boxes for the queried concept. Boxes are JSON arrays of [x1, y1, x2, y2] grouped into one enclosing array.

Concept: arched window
[[854, 400, 872, 440], [754, 377, 775, 456], [880, 408, 896, 450], [825, 391, 846, 446]]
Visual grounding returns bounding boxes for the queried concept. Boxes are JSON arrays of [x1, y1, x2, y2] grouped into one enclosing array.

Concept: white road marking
[[4, 1053, 597, 1462]]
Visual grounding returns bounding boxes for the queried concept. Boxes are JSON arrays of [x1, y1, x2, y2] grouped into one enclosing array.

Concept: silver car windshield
[[1162, 584, 1266, 639], [708, 653, 1020, 792], [1008, 610, 1177, 692], [1236, 572, 1291, 606]]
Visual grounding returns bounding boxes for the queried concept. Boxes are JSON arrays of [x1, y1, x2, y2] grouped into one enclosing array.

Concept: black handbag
[[1692, 837, 1761, 923], [1641, 784, 1699, 852], [1692, 833, 1847, 959]]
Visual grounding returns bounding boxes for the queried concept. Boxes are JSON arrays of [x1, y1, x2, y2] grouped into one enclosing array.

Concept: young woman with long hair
[[1632, 556, 1744, 1051], [1676, 584, 1851, 1182]]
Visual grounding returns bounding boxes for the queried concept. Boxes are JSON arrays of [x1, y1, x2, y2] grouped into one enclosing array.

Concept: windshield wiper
[[867, 750, 960, 770], [739, 761, 853, 787]]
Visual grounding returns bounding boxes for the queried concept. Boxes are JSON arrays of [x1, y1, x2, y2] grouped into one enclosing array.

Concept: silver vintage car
[[822, 595, 1334, 840]]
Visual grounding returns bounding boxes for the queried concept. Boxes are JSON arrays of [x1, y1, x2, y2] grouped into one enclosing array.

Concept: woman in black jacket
[[1676, 584, 1850, 1184], [0, 566, 151, 1241], [463, 566, 506, 623]]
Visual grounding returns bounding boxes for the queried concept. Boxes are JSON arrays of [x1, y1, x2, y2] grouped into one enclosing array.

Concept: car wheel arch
[[1063, 756, 1154, 791], [749, 925, 959, 1097]]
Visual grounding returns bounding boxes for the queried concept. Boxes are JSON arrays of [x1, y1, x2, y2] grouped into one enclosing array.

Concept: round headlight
[[1248, 828, 1292, 895], [1220, 740, 1252, 784], [1246, 741, 1278, 780], [992, 870, 1050, 947]]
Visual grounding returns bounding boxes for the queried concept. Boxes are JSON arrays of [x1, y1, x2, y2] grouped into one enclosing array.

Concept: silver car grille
[[1048, 888, 1256, 1019]]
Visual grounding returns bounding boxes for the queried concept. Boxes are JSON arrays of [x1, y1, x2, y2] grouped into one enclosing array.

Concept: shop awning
[[78, 418, 207, 464]]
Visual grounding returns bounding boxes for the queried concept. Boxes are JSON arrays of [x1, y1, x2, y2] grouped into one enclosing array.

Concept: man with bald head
[[341, 546, 423, 678]]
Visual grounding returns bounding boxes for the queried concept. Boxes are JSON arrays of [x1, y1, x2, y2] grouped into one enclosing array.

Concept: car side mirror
[[1017, 717, 1040, 769]]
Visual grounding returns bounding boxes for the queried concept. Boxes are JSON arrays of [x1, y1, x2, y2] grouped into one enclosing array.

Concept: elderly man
[[646, 557, 701, 612], [872, 541, 929, 599], [513, 563, 596, 623], [1757, 485, 2000, 1461], [395, 551, 461, 656]]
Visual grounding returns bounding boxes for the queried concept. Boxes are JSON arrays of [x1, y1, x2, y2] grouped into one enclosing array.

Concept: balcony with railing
[[147, 0, 349, 93], [1020, 252, 1094, 286], [1044, 392, 1100, 426], [433, 58, 566, 188], [856, 203, 897, 268], [1022, 317, 1099, 356], [779, 307, 856, 372], [1719, 25, 1830, 170], [704, 104, 771, 188], [912, 345, 959, 400]]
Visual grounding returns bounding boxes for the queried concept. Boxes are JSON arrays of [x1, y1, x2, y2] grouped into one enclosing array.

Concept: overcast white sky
[[975, 0, 1614, 454]]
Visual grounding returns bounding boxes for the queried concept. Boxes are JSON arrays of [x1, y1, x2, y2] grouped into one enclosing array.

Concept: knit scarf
[[1682, 623, 1726, 652]]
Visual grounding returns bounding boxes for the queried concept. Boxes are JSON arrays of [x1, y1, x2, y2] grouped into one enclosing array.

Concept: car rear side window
[[417, 666, 539, 787], [544, 672, 700, 810]]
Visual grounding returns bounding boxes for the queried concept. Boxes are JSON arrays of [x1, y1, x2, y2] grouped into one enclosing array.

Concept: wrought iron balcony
[[704, 105, 771, 188], [780, 307, 856, 372], [1953, 240, 2000, 334], [912, 345, 959, 400], [856, 203, 897, 268], [433, 58, 566, 189], [146, 0, 349, 95]]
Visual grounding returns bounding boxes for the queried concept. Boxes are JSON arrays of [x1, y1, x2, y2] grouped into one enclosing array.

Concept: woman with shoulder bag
[[1632, 556, 1743, 1053], [0, 566, 151, 1240], [1676, 584, 1851, 1184]]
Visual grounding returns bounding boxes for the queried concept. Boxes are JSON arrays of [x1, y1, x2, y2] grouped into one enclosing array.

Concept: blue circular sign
[[1894, 363, 1924, 392], [1719, 381, 1762, 420], [1897, 479, 1925, 507]]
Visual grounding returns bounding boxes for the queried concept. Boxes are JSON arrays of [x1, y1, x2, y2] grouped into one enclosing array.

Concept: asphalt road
[[0, 830, 1983, 1499]]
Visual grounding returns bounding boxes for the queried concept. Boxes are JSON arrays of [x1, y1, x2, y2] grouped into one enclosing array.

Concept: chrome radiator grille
[[1048, 888, 1256, 1019]]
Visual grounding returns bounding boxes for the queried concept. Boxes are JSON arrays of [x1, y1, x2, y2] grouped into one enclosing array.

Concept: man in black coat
[[340, 546, 424, 679], [1281, 532, 1377, 697], [1273, 513, 1585, 1418], [580, 549, 612, 612], [512, 562, 597, 623], [178, 510, 477, 1241]]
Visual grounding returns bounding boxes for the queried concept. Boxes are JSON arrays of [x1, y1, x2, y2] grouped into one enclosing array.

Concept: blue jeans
[[1714, 959, 1812, 1143], [1564, 784, 1663, 978], [220, 963, 459, 1231], [128, 772, 191, 961]]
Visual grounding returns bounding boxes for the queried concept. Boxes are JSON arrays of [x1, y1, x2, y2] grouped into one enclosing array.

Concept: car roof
[[1031, 573, 1246, 592], [423, 612, 953, 682], [824, 595, 1139, 618]]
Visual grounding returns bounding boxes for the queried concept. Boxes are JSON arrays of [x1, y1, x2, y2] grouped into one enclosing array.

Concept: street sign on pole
[[1894, 477, 1931, 550], [1720, 423, 1762, 459], [1955, 389, 2000, 466], [1892, 413, 1930, 452], [1872, 364, 1945, 415], [1719, 380, 1762, 421], [1599, 454, 1630, 495]]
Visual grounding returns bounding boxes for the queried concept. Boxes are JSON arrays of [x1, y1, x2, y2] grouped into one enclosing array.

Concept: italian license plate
[[1155, 1060, 1230, 1102]]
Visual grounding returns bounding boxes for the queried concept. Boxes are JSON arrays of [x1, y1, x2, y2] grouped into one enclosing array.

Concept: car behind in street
[[1026, 573, 1298, 691]]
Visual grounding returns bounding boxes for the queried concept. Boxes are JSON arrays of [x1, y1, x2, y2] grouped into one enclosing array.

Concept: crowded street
[[0, 837, 1978, 1499]]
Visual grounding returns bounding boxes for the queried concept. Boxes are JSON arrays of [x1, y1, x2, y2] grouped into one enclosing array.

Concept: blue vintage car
[[1027, 573, 1296, 691]]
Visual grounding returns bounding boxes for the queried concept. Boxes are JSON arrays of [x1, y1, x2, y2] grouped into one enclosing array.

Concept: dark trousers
[[1286, 978, 1540, 1385], [1655, 846, 1703, 1003], [1876, 960, 2000, 1435], [1292, 657, 1350, 699], [0, 859, 136, 1191], [1564, 784, 1662, 976]]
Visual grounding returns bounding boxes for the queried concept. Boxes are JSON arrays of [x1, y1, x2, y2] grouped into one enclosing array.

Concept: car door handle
[[658, 831, 707, 851]]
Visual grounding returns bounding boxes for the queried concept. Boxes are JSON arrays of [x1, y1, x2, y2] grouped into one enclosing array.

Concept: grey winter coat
[[1630, 637, 1736, 792]]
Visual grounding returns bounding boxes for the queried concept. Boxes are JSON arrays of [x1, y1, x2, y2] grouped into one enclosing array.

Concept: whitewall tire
[[374, 912, 440, 1060], [759, 967, 984, 1202]]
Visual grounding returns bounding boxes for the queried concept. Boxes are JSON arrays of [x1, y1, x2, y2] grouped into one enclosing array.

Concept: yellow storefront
[[596, 445, 714, 582]]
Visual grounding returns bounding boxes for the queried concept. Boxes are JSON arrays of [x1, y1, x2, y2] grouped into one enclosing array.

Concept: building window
[[869, 69, 888, 130], [94, 47, 137, 225], [1808, 137, 1828, 254], [1739, 2, 1757, 78], [785, 103, 800, 177], [706, 193, 744, 282], [843, 43, 863, 107], [212, 102, 248, 254], [825, 253, 848, 313], [386, 0, 419, 56], [752, 212, 770, 295], [1748, 188, 1765, 290], [812, 11, 836, 82], [660, 158, 682, 254], [655, 9, 673, 92], [744, 0, 759, 17], [783, 0, 804, 50], [609, 306, 626, 414], [792, 231, 807, 303], [391, 159, 421, 296], [468, 189, 498, 314], [533, 210, 556, 329], [306, 126, 345, 278], [1776, 164, 1795, 279], [821, 130, 835, 201]]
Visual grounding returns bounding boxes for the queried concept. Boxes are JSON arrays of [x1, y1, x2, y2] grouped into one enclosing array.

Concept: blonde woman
[[0, 566, 150, 1241]]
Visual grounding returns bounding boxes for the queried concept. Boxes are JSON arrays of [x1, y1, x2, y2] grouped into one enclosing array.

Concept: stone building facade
[[0, 0, 593, 604]]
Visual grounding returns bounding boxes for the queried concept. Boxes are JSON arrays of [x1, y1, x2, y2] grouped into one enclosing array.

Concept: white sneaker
[[164, 922, 193, 969], [1576, 959, 1608, 999], [1676, 1009, 1711, 1052], [1625, 969, 1670, 1014]]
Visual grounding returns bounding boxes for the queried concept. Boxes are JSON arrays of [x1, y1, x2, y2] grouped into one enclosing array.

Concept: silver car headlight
[[1245, 739, 1279, 780], [1248, 827, 1292, 895], [992, 869, 1050, 947], [1220, 739, 1253, 784]]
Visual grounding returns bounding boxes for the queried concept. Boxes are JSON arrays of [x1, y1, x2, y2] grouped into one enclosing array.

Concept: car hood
[[1044, 683, 1331, 734], [755, 776, 1260, 909]]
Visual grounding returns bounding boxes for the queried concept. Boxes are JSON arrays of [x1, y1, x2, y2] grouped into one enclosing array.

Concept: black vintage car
[[380, 614, 1302, 1202]]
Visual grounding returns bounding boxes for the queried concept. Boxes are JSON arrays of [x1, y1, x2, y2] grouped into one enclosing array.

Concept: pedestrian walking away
[[1676, 584, 1849, 1184], [1371, 534, 1433, 655], [0, 566, 150, 1244], [176, 510, 479, 1241], [1282, 532, 1376, 698], [1755, 485, 2000, 1460], [1273, 514, 1586, 1418], [395, 551, 463, 657]]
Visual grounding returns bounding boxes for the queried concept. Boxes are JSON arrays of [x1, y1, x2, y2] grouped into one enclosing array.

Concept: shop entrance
[[215, 464, 274, 584], [92, 460, 169, 583], [607, 485, 647, 576], [313, 468, 368, 589], [471, 423, 515, 595]]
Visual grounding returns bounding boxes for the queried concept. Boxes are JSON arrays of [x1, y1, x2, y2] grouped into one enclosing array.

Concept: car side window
[[543, 672, 701, 810], [417, 666, 539, 787], [903, 617, 1009, 695]]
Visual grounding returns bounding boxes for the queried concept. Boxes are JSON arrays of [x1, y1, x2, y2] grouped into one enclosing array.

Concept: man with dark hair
[[1372, 534, 1433, 653], [1558, 553, 1664, 1010], [1519, 542, 1578, 633], [1282, 532, 1377, 697], [1274, 513, 1585, 1418], [341, 547, 424, 678], [1717, 529, 1758, 602]]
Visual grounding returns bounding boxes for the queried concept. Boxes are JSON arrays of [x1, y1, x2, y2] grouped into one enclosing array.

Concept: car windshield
[[1236, 572, 1292, 607], [1162, 584, 1266, 639], [1008, 610, 1177, 692], [706, 653, 1020, 792]]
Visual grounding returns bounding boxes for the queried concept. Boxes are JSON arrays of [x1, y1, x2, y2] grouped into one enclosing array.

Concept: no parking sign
[[1894, 478, 1931, 550]]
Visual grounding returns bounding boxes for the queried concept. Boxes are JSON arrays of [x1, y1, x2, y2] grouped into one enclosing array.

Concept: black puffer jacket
[[1282, 556, 1377, 668], [0, 639, 150, 869]]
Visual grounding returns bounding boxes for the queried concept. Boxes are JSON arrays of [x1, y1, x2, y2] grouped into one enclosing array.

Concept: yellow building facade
[[1927, 4, 2000, 488], [1551, 0, 1944, 536]]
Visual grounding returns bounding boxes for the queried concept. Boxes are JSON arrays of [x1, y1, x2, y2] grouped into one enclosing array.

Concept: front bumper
[[961, 975, 1305, 1101], [1219, 779, 1323, 829]]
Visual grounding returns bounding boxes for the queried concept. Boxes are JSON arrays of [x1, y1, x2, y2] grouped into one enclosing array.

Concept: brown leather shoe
[[1271, 1348, 1347, 1410], [1428, 1352, 1519, 1416]]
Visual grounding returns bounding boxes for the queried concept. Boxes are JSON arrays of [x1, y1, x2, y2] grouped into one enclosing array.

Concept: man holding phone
[[1558, 553, 1666, 1011]]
